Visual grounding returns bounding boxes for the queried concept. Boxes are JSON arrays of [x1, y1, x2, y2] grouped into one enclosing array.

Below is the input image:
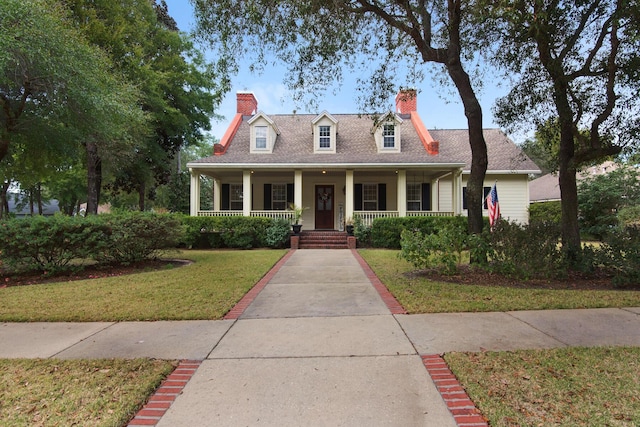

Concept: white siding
[[461, 174, 530, 224]]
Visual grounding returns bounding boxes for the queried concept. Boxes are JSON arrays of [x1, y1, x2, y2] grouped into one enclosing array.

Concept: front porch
[[189, 167, 463, 230]]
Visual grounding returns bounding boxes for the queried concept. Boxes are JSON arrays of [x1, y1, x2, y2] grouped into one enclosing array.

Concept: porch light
[[322, 170, 326, 174]]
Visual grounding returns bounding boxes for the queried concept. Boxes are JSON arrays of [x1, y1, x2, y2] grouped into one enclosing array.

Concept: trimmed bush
[[0, 215, 110, 275], [399, 222, 469, 274], [365, 216, 468, 249], [179, 215, 288, 249], [529, 201, 562, 225], [94, 212, 185, 264]]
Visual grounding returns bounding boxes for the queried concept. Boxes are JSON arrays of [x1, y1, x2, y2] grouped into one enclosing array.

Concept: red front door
[[315, 185, 334, 229]]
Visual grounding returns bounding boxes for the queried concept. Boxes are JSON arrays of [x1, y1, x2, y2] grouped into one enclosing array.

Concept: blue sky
[[164, 0, 514, 142]]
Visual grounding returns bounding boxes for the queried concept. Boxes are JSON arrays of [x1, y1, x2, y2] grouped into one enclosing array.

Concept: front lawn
[[0, 250, 287, 322], [359, 249, 640, 313], [0, 358, 176, 427], [446, 347, 640, 426]]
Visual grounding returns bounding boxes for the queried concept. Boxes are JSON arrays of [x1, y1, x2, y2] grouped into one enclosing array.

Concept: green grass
[[0, 358, 177, 427], [359, 249, 640, 313], [445, 347, 640, 426], [0, 249, 287, 322]]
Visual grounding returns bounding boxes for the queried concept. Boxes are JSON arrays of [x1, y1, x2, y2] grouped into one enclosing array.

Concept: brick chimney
[[236, 92, 258, 115], [395, 88, 417, 114]]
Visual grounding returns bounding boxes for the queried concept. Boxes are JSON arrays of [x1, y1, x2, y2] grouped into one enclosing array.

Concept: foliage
[[529, 201, 562, 225], [617, 205, 640, 227], [399, 224, 468, 275], [578, 165, 640, 239], [599, 225, 640, 287], [481, 0, 640, 259], [484, 220, 565, 279], [0, 213, 184, 274], [366, 216, 468, 249], [353, 214, 372, 246], [265, 219, 291, 249], [0, 215, 109, 275], [179, 215, 284, 249], [94, 212, 185, 265]]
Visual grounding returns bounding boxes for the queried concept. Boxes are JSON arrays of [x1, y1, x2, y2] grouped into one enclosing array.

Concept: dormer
[[372, 112, 403, 153], [248, 112, 279, 153], [312, 111, 338, 154]]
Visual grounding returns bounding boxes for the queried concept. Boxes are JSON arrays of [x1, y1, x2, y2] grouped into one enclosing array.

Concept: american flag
[[486, 183, 500, 230]]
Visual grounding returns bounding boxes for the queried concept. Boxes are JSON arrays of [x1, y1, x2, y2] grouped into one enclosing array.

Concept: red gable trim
[[410, 111, 439, 155], [214, 113, 243, 156]]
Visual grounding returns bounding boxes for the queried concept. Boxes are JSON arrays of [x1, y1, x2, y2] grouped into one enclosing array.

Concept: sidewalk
[[1, 249, 639, 426]]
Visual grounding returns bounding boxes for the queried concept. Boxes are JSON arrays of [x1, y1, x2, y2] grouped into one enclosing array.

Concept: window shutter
[[354, 184, 363, 210], [483, 186, 491, 209], [421, 183, 431, 211], [222, 184, 230, 210], [378, 183, 386, 211], [462, 187, 467, 210], [264, 184, 272, 210], [287, 183, 294, 206]]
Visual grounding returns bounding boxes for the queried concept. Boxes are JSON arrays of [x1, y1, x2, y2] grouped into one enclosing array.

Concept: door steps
[[296, 230, 349, 249]]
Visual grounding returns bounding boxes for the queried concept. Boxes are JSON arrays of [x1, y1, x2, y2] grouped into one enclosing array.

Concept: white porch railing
[[406, 211, 454, 217], [355, 211, 399, 227], [250, 210, 295, 221], [197, 210, 243, 217], [197, 210, 294, 221]]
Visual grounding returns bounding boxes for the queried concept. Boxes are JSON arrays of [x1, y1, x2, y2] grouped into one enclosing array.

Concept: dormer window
[[383, 124, 395, 148], [312, 111, 338, 154], [373, 112, 403, 153], [249, 112, 279, 153], [255, 126, 267, 149], [319, 126, 331, 148]]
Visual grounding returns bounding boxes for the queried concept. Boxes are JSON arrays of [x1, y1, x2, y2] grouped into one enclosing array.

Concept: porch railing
[[196, 210, 294, 221], [354, 211, 399, 227], [406, 211, 454, 217]]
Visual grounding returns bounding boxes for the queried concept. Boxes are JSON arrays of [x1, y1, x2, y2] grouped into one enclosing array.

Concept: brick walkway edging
[[422, 355, 489, 427], [350, 249, 407, 314], [127, 360, 201, 426]]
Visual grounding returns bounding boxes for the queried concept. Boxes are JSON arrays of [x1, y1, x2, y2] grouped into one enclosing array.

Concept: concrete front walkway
[[1, 249, 640, 426]]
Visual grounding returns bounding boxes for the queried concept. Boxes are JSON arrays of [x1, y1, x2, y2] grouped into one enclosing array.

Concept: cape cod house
[[188, 89, 539, 230]]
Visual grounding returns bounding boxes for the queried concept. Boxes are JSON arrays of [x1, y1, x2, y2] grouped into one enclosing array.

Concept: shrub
[[0, 215, 110, 275], [485, 220, 564, 279], [353, 215, 372, 246], [399, 222, 469, 275], [95, 212, 185, 265], [265, 219, 291, 248], [529, 201, 562, 225], [599, 225, 640, 287], [368, 216, 468, 249]]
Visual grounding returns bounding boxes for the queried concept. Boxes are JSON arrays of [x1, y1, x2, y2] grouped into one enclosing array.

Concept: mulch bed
[[0, 259, 191, 288], [408, 265, 640, 291]]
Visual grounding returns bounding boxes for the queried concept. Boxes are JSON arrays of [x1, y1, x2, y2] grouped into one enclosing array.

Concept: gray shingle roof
[[190, 114, 539, 173]]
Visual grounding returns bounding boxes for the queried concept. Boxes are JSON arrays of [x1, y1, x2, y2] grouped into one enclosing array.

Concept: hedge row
[[0, 213, 292, 275], [355, 215, 470, 249]]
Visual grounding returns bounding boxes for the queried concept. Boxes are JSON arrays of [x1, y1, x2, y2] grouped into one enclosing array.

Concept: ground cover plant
[[0, 358, 177, 427], [0, 249, 286, 321], [445, 347, 640, 426], [358, 249, 640, 313]]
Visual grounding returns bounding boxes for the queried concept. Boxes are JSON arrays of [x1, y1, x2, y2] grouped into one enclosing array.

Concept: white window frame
[[319, 125, 331, 149], [407, 182, 421, 211], [272, 183, 287, 210], [255, 126, 267, 149], [363, 183, 378, 211], [383, 124, 395, 148], [230, 183, 243, 210]]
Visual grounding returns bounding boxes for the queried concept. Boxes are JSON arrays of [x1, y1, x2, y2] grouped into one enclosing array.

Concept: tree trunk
[[36, 183, 43, 215], [557, 113, 581, 261], [138, 181, 146, 211], [446, 57, 488, 238], [0, 181, 9, 218], [86, 140, 102, 215]]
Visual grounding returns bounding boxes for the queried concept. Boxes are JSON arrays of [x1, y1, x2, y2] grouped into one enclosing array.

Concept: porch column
[[189, 169, 200, 216], [294, 169, 303, 207], [213, 178, 221, 211], [345, 169, 354, 220], [452, 169, 463, 215], [397, 169, 407, 217], [243, 170, 252, 216]]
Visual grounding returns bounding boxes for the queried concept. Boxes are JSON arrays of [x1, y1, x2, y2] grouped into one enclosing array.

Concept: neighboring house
[[529, 161, 620, 204], [6, 193, 60, 217], [188, 89, 540, 230]]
